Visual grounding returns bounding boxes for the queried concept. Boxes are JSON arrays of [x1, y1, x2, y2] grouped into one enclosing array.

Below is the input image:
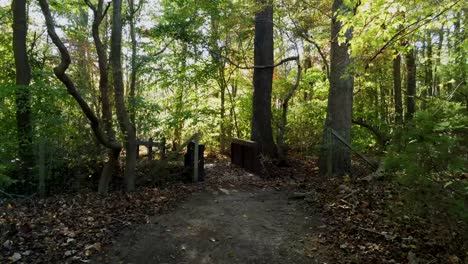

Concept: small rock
[[219, 188, 230, 195], [9, 252, 22, 262], [3, 240, 12, 250]]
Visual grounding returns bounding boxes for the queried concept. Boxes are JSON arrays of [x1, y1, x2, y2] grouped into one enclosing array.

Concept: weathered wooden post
[[38, 138, 46, 197], [136, 143, 140, 160], [193, 135, 199, 182], [184, 136, 205, 182], [148, 138, 154, 160], [160, 137, 166, 159], [326, 128, 332, 177], [230, 138, 261, 175]]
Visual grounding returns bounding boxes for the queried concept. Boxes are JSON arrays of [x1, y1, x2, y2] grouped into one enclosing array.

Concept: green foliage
[[385, 100, 467, 181], [384, 100, 468, 219]]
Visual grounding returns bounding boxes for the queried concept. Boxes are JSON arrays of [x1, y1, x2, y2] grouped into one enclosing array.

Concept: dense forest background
[[0, 0, 467, 262], [0, 0, 466, 208]]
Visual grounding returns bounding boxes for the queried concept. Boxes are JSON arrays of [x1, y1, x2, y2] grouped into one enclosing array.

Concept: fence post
[[38, 138, 46, 197], [136, 143, 139, 160], [326, 127, 332, 177], [160, 137, 166, 159], [148, 138, 153, 160], [193, 135, 199, 183]]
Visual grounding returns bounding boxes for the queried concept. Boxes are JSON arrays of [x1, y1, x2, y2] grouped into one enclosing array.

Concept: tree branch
[[365, 0, 462, 69], [84, 0, 97, 13], [39, 0, 121, 150], [302, 36, 330, 79], [211, 49, 298, 70], [352, 119, 390, 147]]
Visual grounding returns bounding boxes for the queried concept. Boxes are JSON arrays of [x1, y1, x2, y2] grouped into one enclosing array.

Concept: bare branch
[[302, 36, 330, 79], [103, 1, 111, 17], [211, 49, 298, 70], [84, 0, 97, 13]]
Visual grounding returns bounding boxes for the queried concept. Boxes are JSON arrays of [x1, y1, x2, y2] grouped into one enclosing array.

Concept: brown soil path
[[96, 164, 321, 264]]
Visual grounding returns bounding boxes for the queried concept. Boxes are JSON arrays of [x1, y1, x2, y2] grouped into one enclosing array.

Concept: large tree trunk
[[252, 0, 276, 158], [405, 46, 416, 121], [319, 0, 354, 176], [393, 52, 403, 124], [111, 0, 137, 192], [12, 0, 34, 188]]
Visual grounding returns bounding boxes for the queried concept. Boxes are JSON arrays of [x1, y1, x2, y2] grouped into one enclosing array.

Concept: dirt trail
[[97, 181, 321, 264]]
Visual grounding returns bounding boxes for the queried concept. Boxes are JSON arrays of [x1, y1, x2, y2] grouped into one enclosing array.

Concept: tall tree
[[128, 0, 143, 128], [319, 0, 354, 176], [393, 52, 403, 123], [425, 31, 433, 97], [85, 0, 122, 194], [39, 0, 122, 195], [406, 46, 416, 120], [12, 0, 33, 186], [252, 0, 276, 158], [111, 0, 137, 192]]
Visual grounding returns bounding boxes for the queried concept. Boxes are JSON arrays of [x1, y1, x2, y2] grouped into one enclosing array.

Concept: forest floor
[[1, 156, 467, 263], [96, 179, 319, 263]]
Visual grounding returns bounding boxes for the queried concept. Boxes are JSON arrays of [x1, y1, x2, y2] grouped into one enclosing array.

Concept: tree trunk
[[12, 0, 34, 188], [425, 32, 433, 97], [278, 59, 301, 160], [433, 25, 444, 96], [252, 0, 276, 158], [393, 52, 403, 124], [111, 0, 137, 192], [40, 0, 124, 196], [172, 43, 187, 150], [88, 0, 122, 195], [405, 46, 416, 120], [98, 149, 120, 194], [319, 0, 354, 176], [128, 0, 141, 129]]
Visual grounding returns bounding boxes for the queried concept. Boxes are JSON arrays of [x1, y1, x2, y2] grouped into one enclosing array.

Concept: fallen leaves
[[273, 155, 468, 263], [0, 184, 197, 263]]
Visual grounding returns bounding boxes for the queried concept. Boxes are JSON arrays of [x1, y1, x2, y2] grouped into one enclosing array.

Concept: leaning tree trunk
[[393, 52, 403, 124], [111, 0, 137, 192], [405, 46, 416, 121], [319, 0, 354, 177], [40, 0, 123, 195], [12, 0, 34, 189], [252, 0, 276, 158], [87, 0, 122, 194]]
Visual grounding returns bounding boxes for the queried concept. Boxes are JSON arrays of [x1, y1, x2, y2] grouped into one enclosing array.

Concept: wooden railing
[[136, 137, 165, 160], [230, 138, 261, 174]]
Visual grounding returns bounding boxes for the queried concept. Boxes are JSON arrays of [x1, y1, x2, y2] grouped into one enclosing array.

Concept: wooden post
[[160, 137, 166, 159], [136, 143, 139, 160], [38, 138, 46, 197], [326, 128, 332, 177], [193, 135, 199, 183], [148, 138, 153, 160]]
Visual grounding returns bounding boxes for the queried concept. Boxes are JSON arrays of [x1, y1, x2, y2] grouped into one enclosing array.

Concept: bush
[[384, 100, 468, 219]]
